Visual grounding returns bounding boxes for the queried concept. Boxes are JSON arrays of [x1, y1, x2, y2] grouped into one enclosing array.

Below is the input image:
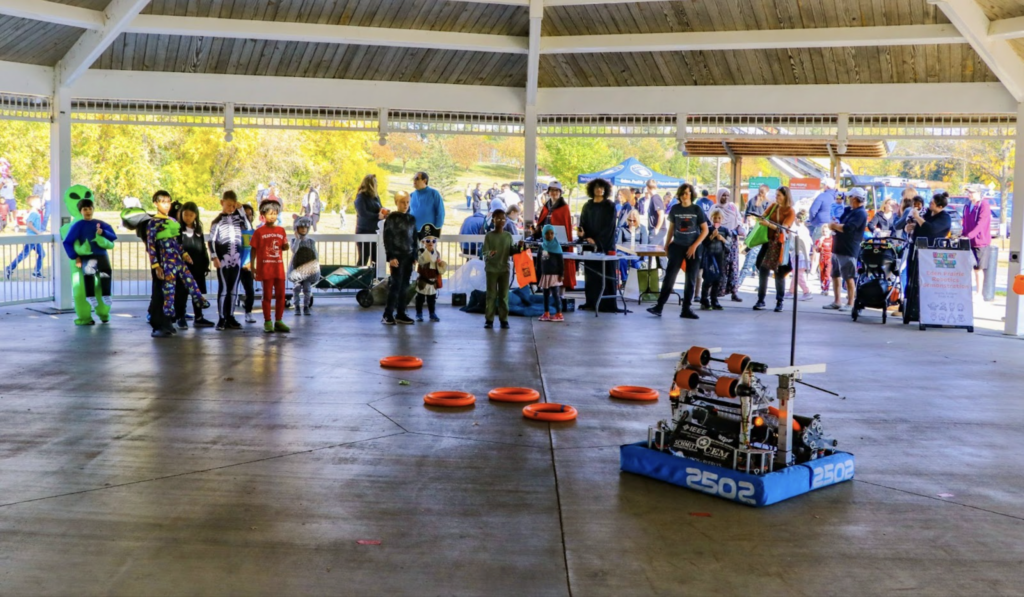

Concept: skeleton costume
[[208, 209, 252, 325], [290, 216, 319, 314], [414, 224, 446, 321]]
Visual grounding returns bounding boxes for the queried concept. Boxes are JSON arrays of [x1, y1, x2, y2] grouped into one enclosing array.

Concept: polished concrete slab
[[1, 292, 1023, 596]]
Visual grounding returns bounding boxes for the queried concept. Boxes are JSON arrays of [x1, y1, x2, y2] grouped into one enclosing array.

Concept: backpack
[[120, 208, 153, 240]]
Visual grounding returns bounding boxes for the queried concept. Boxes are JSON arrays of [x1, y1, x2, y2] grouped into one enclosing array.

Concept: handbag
[[513, 249, 537, 287], [703, 251, 722, 282], [744, 204, 777, 249]]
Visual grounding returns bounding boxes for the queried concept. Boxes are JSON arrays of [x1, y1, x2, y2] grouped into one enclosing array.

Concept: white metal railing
[[71, 99, 224, 127], [0, 92, 50, 123], [234, 105, 378, 131], [539, 114, 675, 137], [388, 110, 525, 136], [0, 234, 54, 305]]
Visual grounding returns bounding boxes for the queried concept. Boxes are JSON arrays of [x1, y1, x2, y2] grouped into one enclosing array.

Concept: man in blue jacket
[[410, 171, 446, 234], [807, 177, 837, 239]]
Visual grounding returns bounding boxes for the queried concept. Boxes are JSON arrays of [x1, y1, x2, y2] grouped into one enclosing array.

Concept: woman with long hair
[[579, 178, 618, 311], [647, 182, 709, 319], [354, 173, 386, 266], [754, 185, 796, 312]]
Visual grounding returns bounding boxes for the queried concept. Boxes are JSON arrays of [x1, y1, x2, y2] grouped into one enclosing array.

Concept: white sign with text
[[917, 248, 974, 328]]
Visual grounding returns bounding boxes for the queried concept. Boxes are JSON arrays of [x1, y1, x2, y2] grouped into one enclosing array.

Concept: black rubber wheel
[[356, 289, 373, 308]]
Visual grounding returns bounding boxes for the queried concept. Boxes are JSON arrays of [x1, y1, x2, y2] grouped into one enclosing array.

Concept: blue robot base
[[620, 442, 855, 507]]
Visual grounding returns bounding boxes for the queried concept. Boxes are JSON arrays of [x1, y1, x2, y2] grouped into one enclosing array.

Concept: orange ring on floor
[[380, 356, 423, 369], [609, 386, 660, 401], [523, 403, 578, 422], [424, 391, 476, 407], [488, 387, 541, 402]]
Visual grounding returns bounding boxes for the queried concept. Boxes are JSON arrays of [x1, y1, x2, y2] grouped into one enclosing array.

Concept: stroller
[[852, 237, 908, 324]]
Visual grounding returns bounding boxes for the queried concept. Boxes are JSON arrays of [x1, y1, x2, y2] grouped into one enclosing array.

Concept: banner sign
[[917, 248, 974, 328], [788, 178, 821, 191], [747, 177, 781, 190]]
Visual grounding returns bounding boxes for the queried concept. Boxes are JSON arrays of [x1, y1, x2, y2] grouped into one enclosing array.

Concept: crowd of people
[[6, 161, 984, 335]]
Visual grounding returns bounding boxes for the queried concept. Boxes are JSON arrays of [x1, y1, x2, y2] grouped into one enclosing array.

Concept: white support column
[[1004, 103, 1024, 336], [49, 88, 72, 310], [524, 105, 538, 223], [523, 0, 542, 223]]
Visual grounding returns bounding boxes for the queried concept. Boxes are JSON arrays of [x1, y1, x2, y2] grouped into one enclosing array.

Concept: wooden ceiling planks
[[977, 0, 1024, 21], [0, 15, 85, 66], [543, 0, 948, 36], [537, 44, 999, 87], [137, 0, 530, 36], [90, 34, 527, 86]]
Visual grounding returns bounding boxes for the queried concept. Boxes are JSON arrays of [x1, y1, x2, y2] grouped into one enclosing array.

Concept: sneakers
[[195, 298, 211, 310], [382, 314, 396, 325], [500, 321, 510, 329], [415, 313, 424, 322], [837, 304, 852, 312], [176, 318, 189, 330], [2, 268, 10, 280], [539, 312, 552, 322], [774, 301, 784, 312], [753, 301, 766, 310], [31, 272, 44, 279], [295, 307, 303, 316], [264, 321, 274, 333], [226, 319, 243, 330], [799, 293, 813, 301], [215, 319, 226, 331], [429, 314, 440, 322], [303, 307, 311, 316], [151, 328, 173, 338], [699, 301, 712, 311], [244, 312, 257, 323], [680, 309, 699, 320], [551, 313, 565, 322], [711, 303, 724, 311], [274, 321, 291, 333], [194, 317, 215, 328], [395, 314, 415, 325], [730, 293, 743, 303], [484, 321, 493, 329], [822, 303, 842, 310], [646, 306, 663, 317]]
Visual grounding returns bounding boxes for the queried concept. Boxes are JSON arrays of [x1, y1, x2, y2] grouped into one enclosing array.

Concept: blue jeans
[[736, 245, 760, 288], [6, 242, 44, 276]]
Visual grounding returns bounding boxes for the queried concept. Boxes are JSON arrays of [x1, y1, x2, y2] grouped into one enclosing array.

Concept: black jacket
[[179, 226, 211, 272], [579, 199, 616, 253], [355, 192, 383, 233], [383, 212, 417, 261], [536, 249, 564, 277]]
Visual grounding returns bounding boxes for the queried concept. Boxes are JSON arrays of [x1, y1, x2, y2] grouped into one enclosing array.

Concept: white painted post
[[49, 88, 72, 310], [1004, 103, 1024, 336], [524, 105, 538, 223]]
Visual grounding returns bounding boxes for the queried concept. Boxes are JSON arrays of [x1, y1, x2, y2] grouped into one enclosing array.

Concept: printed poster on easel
[[917, 247, 974, 329]]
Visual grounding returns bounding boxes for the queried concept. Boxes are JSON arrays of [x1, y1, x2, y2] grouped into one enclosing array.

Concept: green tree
[[420, 138, 460, 196], [0, 121, 49, 204], [539, 137, 613, 193]]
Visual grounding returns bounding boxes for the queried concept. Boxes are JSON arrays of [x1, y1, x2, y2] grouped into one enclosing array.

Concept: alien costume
[[58, 185, 117, 325]]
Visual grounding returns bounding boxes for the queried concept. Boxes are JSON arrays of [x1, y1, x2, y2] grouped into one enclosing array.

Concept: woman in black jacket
[[579, 178, 619, 312], [175, 202, 214, 328], [354, 174, 387, 266]]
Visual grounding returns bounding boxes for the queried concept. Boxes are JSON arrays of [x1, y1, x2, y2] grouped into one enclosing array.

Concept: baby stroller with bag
[[852, 237, 908, 324]]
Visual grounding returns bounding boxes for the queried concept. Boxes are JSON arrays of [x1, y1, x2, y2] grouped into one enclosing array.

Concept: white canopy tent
[[0, 0, 1022, 335]]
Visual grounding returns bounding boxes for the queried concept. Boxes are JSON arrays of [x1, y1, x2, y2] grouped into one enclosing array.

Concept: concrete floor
[[1, 292, 1023, 597]]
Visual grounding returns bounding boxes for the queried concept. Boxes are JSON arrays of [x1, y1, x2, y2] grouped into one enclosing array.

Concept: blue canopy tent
[[577, 157, 684, 189]]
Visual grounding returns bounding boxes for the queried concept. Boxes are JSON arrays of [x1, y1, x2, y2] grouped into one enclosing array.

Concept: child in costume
[[175, 201, 215, 328], [414, 223, 446, 322], [289, 216, 318, 316], [61, 195, 117, 323], [699, 209, 730, 311], [208, 191, 253, 330], [787, 210, 814, 301], [239, 203, 257, 323], [147, 190, 208, 338], [815, 226, 833, 294], [250, 200, 290, 333], [381, 191, 417, 326], [482, 209, 525, 330], [537, 224, 565, 322]]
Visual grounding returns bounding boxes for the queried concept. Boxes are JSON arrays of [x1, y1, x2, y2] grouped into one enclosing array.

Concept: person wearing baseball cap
[[823, 187, 868, 312], [533, 180, 576, 291]]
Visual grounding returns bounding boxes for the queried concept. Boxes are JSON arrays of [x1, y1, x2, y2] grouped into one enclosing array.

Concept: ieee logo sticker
[[932, 252, 957, 269], [630, 164, 653, 178]]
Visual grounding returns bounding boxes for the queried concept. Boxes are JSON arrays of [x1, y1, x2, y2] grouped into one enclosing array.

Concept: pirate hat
[[418, 223, 440, 242]]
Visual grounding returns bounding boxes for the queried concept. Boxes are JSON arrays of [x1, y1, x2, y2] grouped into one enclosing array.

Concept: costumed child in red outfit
[[250, 200, 290, 333], [815, 227, 833, 294]]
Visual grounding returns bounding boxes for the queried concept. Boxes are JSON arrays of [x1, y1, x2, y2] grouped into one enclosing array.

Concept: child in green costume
[[482, 209, 525, 330], [59, 185, 117, 325]]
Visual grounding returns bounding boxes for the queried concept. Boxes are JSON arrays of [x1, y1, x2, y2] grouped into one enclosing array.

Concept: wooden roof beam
[[541, 24, 964, 54], [0, 0, 102, 29], [989, 16, 1024, 41], [126, 15, 529, 55], [931, 0, 1024, 102], [56, 0, 150, 89]]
